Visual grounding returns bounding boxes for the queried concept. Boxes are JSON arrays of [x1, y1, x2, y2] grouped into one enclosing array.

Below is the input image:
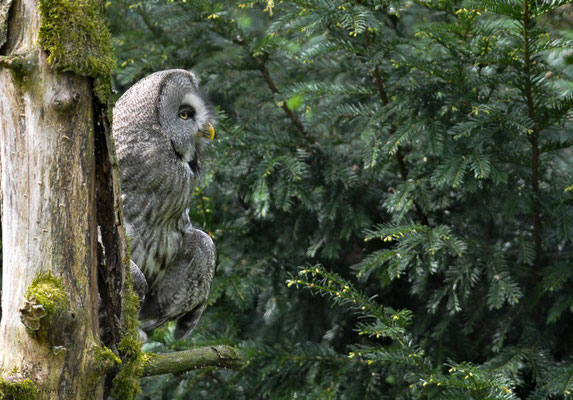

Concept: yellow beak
[[199, 122, 215, 140]]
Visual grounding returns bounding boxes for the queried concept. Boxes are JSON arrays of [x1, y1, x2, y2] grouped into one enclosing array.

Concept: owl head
[[113, 69, 216, 178], [156, 70, 216, 169]]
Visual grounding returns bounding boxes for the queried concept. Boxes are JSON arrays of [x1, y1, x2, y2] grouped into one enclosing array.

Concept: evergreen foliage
[[108, 0, 573, 398]]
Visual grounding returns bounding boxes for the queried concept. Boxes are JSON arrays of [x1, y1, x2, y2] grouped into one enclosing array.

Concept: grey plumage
[[112, 69, 216, 340]]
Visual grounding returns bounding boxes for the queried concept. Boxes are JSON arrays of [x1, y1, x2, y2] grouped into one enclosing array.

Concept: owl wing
[[129, 260, 148, 302], [139, 227, 216, 338], [174, 300, 207, 340]]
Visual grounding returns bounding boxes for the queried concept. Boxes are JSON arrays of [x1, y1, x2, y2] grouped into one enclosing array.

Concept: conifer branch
[[232, 32, 314, 144], [366, 33, 428, 225], [252, 55, 314, 144], [142, 345, 242, 377], [522, 0, 542, 264], [372, 67, 409, 180], [136, 6, 171, 47]]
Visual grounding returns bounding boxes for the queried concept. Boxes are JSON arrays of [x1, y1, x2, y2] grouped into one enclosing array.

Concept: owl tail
[[174, 301, 207, 340]]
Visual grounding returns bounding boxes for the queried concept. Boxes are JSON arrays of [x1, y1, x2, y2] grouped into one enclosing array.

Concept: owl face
[[157, 71, 215, 174]]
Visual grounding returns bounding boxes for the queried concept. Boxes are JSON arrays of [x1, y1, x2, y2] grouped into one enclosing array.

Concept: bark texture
[[0, 0, 102, 397]]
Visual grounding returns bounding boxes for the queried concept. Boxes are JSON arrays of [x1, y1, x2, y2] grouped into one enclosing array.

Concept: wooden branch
[[0, 51, 37, 73], [142, 345, 242, 377]]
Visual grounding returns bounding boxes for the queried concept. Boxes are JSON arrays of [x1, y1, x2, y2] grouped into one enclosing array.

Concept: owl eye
[[178, 105, 196, 120]]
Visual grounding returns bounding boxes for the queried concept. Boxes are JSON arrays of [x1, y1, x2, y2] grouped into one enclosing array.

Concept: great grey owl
[[112, 69, 216, 340]]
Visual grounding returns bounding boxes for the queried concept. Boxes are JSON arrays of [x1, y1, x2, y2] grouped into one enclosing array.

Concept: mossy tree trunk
[[0, 0, 109, 398], [0, 1, 242, 398]]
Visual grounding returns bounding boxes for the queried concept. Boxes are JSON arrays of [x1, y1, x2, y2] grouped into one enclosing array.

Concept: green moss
[[110, 272, 150, 400], [22, 272, 69, 343], [0, 378, 38, 400], [88, 345, 122, 390], [37, 0, 116, 102], [25, 272, 67, 315], [122, 273, 141, 339], [94, 345, 122, 366]]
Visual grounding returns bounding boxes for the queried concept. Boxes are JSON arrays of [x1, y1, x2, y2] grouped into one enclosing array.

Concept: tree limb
[[0, 51, 37, 73], [142, 345, 242, 377]]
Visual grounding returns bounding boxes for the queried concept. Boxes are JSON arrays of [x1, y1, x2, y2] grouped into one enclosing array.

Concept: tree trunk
[[0, 0, 103, 398], [0, 2, 242, 398]]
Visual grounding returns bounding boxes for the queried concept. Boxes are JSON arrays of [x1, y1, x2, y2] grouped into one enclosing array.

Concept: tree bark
[[0, 0, 102, 398]]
